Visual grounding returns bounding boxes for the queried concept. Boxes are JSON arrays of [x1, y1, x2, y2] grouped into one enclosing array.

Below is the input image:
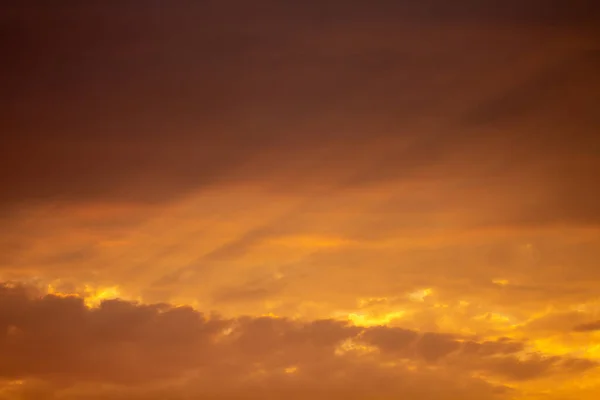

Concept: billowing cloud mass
[[1, 1, 599, 399], [0, 283, 596, 399]]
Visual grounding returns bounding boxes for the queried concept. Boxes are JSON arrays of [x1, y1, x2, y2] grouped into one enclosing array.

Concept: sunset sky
[[1, 1, 600, 399]]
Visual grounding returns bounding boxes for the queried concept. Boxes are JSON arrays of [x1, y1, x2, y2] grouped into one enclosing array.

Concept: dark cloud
[[1, 1, 598, 232], [573, 320, 600, 332], [461, 338, 525, 357], [465, 354, 583, 381], [460, 49, 600, 127]]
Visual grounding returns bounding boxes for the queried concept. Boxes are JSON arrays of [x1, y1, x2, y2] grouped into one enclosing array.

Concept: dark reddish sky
[[1, 1, 600, 399]]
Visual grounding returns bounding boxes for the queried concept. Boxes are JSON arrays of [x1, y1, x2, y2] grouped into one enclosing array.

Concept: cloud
[[0, 282, 596, 399], [1, 2, 600, 398], [460, 338, 525, 356], [573, 320, 600, 332], [523, 311, 592, 334], [1, 0, 598, 223], [459, 353, 593, 381]]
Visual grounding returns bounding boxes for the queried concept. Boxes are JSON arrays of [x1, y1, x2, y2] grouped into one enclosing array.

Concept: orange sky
[[1, 1, 600, 399]]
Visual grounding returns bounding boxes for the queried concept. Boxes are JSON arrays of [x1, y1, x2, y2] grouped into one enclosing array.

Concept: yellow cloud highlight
[[334, 338, 378, 356], [473, 312, 512, 324], [345, 311, 405, 327], [529, 334, 600, 359], [529, 337, 583, 357], [47, 284, 78, 299], [357, 297, 390, 308], [261, 312, 281, 318], [408, 288, 432, 302], [82, 285, 122, 308], [44, 281, 131, 308]]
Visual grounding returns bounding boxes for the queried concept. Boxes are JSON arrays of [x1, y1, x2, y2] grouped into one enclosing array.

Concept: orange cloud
[[1, 283, 597, 399]]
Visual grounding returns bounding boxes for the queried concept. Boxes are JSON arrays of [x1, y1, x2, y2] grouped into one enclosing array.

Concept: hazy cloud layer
[[2, 1, 599, 220]]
